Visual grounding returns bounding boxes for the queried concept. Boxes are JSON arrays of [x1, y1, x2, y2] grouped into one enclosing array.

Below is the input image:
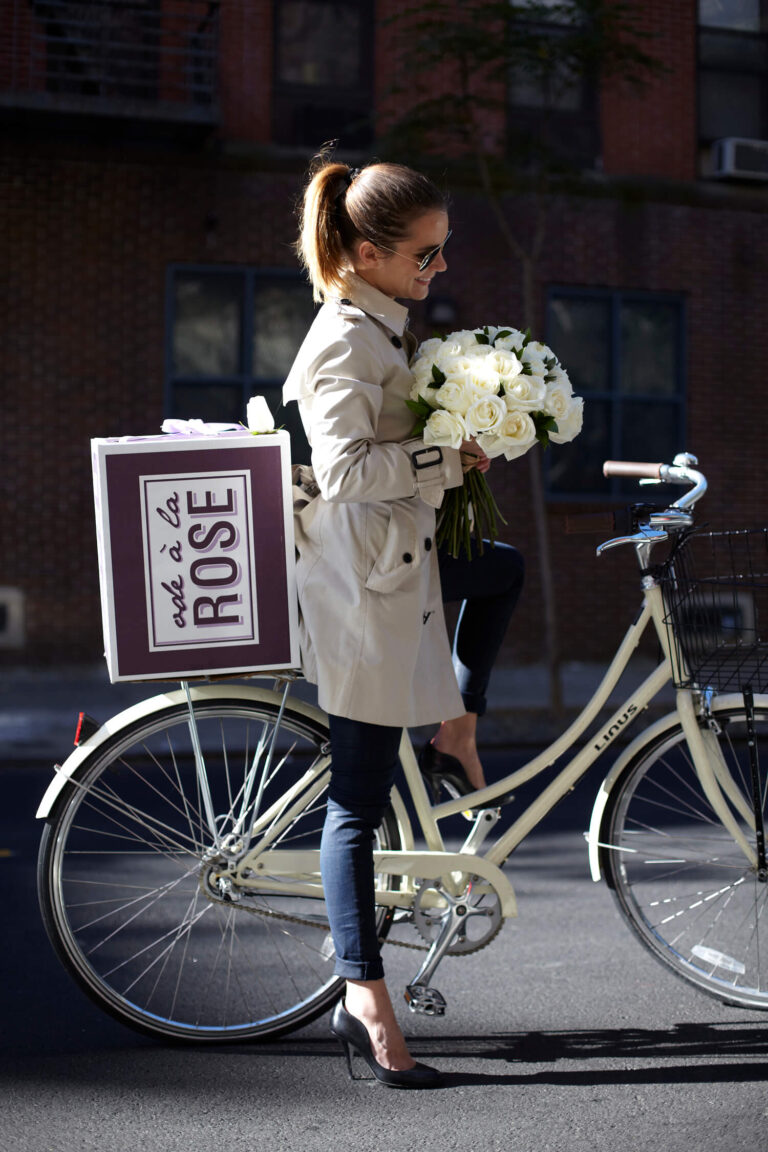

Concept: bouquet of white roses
[[407, 325, 583, 559]]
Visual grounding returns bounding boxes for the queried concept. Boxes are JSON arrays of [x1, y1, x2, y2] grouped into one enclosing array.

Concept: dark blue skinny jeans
[[321, 540, 524, 980]]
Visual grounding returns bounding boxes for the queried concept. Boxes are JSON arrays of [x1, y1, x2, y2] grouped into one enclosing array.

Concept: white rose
[[549, 394, 584, 444], [464, 393, 507, 436], [464, 343, 495, 360], [478, 410, 538, 461], [544, 379, 574, 422], [432, 376, 477, 414], [522, 348, 547, 376], [471, 326, 497, 343], [493, 328, 526, 353], [423, 408, 467, 449], [445, 329, 482, 353], [486, 348, 522, 383], [246, 395, 275, 433], [410, 363, 441, 405], [414, 337, 444, 364], [505, 373, 547, 411], [547, 363, 572, 391]]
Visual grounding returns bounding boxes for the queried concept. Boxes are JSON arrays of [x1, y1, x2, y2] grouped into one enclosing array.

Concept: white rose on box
[[464, 393, 507, 436], [423, 408, 467, 449], [549, 394, 584, 444], [246, 395, 275, 433]]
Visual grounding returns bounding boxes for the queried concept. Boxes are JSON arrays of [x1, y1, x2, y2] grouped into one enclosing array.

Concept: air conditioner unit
[[711, 137, 768, 181]]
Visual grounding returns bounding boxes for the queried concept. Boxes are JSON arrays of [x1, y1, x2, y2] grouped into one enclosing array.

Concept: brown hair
[[296, 153, 447, 302]]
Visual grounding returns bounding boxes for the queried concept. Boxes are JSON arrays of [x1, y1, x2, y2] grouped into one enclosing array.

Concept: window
[[507, 0, 599, 168], [545, 288, 686, 498], [167, 267, 316, 462], [699, 1, 768, 141], [272, 0, 374, 149]]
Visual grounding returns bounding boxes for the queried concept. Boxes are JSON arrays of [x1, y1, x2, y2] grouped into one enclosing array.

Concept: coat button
[[391, 335, 402, 349], [340, 298, 352, 305], [402, 552, 413, 563], [424, 537, 432, 551]]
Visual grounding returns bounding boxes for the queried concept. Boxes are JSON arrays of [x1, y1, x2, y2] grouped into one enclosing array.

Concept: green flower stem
[[436, 470, 507, 560]]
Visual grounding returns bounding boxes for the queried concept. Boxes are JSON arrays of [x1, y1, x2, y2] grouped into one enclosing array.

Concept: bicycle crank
[[412, 877, 503, 955], [405, 877, 504, 1016]]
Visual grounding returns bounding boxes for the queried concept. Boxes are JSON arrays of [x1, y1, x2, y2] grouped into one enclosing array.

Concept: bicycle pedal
[[404, 984, 447, 1016]]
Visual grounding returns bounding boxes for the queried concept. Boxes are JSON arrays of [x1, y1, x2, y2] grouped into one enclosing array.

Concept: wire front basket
[[662, 528, 768, 692]]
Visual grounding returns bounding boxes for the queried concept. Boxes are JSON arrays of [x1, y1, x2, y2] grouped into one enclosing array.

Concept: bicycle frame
[[229, 572, 758, 915]]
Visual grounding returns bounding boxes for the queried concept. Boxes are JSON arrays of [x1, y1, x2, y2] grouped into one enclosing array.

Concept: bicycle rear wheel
[[601, 697, 768, 1009], [38, 690, 405, 1042]]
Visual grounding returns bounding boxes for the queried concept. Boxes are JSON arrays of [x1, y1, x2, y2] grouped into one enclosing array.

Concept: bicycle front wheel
[[602, 697, 768, 1009], [38, 689, 405, 1042]]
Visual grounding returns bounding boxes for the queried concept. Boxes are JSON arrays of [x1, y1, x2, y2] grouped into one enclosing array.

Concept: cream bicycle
[[36, 453, 768, 1041]]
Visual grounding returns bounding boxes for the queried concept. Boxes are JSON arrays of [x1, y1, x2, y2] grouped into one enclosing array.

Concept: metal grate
[[662, 528, 768, 692], [2, 0, 219, 117]]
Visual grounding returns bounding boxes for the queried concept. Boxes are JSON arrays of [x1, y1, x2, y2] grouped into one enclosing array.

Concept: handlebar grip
[[603, 460, 663, 480]]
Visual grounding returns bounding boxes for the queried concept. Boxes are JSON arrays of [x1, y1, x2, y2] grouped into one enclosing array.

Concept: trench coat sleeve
[[301, 330, 463, 507]]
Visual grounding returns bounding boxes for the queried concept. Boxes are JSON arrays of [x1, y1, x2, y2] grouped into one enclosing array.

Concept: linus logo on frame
[[592, 704, 638, 753]]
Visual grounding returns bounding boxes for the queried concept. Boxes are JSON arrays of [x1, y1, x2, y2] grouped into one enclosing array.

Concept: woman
[[283, 155, 523, 1087]]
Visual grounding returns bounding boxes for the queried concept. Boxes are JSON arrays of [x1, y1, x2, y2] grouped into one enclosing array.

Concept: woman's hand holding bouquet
[[407, 325, 583, 559]]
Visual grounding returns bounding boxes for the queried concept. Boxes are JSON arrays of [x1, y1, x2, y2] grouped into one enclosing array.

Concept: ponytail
[[296, 150, 447, 303], [296, 159, 359, 303]]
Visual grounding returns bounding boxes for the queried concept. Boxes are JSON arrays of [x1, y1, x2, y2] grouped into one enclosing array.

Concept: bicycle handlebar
[[603, 453, 707, 512], [596, 453, 708, 558], [603, 460, 663, 480]]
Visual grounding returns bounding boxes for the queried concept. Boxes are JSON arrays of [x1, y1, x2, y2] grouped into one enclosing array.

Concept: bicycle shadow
[[428, 1021, 768, 1087]]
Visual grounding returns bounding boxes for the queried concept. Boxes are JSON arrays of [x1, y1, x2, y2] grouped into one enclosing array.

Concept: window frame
[[271, 0, 375, 149], [506, 6, 600, 169], [697, 0, 768, 144], [164, 263, 314, 433], [544, 285, 687, 502]]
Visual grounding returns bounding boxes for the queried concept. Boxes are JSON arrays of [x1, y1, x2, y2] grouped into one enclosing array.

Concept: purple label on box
[[140, 471, 258, 650]]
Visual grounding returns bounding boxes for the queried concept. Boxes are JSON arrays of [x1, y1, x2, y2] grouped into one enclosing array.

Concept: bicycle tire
[[601, 696, 768, 1009], [38, 691, 405, 1042]]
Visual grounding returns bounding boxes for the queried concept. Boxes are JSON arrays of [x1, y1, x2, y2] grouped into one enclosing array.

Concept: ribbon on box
[[161, 419, 242, 436]]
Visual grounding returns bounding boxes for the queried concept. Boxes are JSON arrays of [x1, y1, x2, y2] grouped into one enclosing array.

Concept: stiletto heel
[[338, 1035, 355, 1080], [330, 1001, 442, 1088], [418, 742, 514, 807]]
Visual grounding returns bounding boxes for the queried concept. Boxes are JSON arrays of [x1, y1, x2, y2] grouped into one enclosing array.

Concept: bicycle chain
[[199, 871, 502, 954]]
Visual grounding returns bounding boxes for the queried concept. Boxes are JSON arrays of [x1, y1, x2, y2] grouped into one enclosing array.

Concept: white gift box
[[91, 428, 299, 682]]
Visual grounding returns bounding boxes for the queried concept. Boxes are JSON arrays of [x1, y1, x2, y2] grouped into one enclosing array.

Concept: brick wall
[[2, 0, 767, 668], [3, 139, 766, 664], [601, 0, 698, 180]]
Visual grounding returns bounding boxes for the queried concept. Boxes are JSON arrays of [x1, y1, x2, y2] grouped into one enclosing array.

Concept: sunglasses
[[373, 229, 452, 273]]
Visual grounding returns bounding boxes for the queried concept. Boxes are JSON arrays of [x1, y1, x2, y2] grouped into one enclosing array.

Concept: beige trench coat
[[283, 273, 466, 727]]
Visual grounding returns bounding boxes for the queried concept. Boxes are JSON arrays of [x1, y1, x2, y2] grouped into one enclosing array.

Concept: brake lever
[[596, 527, 668, 557]]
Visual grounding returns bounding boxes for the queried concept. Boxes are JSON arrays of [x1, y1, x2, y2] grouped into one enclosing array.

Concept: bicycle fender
[[585, 692, 768, 882], [35, 684, 332, 820]]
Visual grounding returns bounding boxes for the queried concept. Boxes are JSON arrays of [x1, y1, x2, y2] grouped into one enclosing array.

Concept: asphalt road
[[3, 753, 768, 1152]]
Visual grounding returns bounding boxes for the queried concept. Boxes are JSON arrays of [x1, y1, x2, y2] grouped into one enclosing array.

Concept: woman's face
[[353, 210, 450, 301]]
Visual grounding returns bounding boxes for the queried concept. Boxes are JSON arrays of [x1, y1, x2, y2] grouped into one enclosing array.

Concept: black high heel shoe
[[418, 742, 514, 807], [330, 1001, 443, 1089]]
